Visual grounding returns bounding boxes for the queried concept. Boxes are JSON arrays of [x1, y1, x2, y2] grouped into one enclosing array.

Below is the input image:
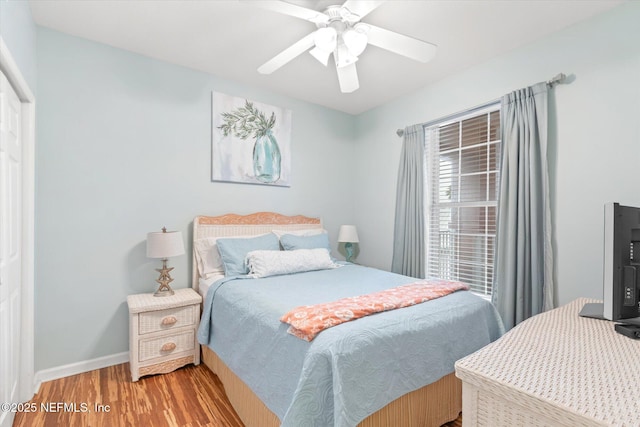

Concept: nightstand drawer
[[138, 330, 195, 362], [138, 305, 195, 335]]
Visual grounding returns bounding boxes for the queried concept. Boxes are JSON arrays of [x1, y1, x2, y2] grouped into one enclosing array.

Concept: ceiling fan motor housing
[[313, 5, 369, 63]]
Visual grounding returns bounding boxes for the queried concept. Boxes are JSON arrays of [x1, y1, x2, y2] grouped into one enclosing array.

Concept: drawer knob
[[161, 316, 178, 326], [161, 342, 177, 352]]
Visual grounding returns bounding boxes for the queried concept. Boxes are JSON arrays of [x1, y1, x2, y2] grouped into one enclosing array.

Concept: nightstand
[[127, 288, 202, 382]]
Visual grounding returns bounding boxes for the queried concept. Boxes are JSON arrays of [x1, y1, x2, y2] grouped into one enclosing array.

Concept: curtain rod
[[396, 72, 566, 137]]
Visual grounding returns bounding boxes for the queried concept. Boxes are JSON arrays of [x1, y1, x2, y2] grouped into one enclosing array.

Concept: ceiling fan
[[251, 0, 437, 93]]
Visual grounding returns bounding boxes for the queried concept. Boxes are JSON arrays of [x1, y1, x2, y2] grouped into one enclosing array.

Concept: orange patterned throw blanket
[[280, 280, 469, 341]]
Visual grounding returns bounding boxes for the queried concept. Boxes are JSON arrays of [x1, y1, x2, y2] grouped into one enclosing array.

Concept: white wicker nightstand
[[127, 288, 202, 382]]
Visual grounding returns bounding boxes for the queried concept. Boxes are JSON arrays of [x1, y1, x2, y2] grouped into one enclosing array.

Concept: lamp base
[[153, 258, 176, 297], [154, 284, 175, 297], [345, 242, 354, 263]]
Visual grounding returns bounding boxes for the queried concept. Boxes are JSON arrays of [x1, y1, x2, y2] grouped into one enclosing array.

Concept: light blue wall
[[0, 0, 37, 94], [36, 28, 355, 370], [30, 0, 640, 371], [353, 1, 640, 307]]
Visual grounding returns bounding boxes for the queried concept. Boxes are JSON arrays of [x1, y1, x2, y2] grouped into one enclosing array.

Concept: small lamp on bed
[[146, 227, 185, 297], [338, 225, 359, 263]]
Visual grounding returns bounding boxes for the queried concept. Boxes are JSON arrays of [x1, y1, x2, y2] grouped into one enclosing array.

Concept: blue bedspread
[[197, 265, 504, 427]]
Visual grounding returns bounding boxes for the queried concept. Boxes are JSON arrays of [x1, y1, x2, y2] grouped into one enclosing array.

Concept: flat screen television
[[580, 202, 640, 326]]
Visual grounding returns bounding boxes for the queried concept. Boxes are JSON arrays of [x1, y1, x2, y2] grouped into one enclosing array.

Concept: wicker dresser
[[455, 298, 640, 427], [127, 288, 202, 382]]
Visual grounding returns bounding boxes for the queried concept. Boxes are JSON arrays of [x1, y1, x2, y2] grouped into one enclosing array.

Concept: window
[[425, 105, 501, 297]]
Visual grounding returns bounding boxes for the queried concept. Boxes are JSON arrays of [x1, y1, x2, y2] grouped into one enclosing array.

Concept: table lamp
[[338, 225, 359, 263], [147, 227, 185, 297]]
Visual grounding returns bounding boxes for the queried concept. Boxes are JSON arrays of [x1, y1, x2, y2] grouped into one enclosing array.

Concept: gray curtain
[[493, 82, 554, 330], [391, 125, 425, 278]]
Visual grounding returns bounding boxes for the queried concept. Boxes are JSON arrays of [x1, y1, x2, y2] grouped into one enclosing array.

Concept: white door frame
[[0, 36, 36, 401]]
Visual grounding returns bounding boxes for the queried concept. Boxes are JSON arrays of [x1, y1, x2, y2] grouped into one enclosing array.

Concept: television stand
[[619, 317, 640, 326], [578, 302, 605, 320], [579, 302, 640, 326]]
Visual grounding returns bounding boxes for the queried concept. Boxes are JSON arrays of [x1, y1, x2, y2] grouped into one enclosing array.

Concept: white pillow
[[246, 248, 339, 278], [194, 233, 271, 279]]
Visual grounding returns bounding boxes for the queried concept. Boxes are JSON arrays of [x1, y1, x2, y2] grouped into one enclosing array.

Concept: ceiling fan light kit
[[314, 27, 338, 52], [309, 46, 332, 66], [335, 43, 359, 69], [254, 0, 437, 93], [342, 23, 369, 57]]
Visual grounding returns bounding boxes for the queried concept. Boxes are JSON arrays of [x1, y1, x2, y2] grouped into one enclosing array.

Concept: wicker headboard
[[192, 212, 323, 291]]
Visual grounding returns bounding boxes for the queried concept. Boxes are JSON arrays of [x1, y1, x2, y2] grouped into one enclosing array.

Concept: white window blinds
[[425, 105, 501, 297]]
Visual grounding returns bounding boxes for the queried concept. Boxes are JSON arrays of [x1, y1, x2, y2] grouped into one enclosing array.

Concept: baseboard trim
[[33, 352, 129, 393]]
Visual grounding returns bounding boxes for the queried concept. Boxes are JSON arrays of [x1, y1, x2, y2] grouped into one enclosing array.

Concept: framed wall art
[[211, 91, 292, 187]]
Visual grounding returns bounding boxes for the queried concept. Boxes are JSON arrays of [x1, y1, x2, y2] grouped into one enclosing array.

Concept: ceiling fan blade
[[366, 24, 437, 63], [342, 0, 385, 19], [246, 0, 329, 24], [258, 32, 316, 74], [336, 62, 359, 93]]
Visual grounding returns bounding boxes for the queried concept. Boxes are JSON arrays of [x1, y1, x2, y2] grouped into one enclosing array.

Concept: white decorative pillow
[[246, 248, 339, 278], [194, 233, 271, 279]]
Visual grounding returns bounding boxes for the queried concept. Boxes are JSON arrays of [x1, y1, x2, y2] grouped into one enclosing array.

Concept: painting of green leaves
[[211, 91, 292, 186]]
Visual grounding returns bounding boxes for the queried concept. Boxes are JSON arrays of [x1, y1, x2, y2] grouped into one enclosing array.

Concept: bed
[[192, 212, 504, 427]]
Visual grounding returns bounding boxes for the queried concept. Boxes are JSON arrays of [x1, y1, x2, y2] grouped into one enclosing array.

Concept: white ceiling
[[29, 0, 624, 115]]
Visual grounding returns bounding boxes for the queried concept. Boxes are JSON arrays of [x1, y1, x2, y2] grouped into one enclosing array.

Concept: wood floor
[[14, 362, 462, 427], [13, 363, 242, 427]]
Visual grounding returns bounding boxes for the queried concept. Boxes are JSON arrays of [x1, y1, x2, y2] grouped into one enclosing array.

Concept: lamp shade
[[146, 230, 185, 259], [343, 24, 368, 57], [314, 27, 337, 53], [334, 43, 358, 68], [309, 46, 332, 66], [338, 225, 359, 243]]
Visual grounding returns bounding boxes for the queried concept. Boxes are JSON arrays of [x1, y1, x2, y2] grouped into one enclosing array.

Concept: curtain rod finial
[[396, 129, 404, 137], [547, 73, 566, 87]]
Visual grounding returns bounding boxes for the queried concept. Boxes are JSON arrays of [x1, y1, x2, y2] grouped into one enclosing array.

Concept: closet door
[[0, 69, 23, 427]]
